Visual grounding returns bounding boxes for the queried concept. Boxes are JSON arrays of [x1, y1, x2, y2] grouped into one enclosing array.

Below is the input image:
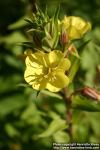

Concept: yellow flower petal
[[25, 55, 43, 69], [32, 52, 49, 67], [69, 16, 87, 29], [81, 22, 91, 35], [68, 26, 81, 40], [48, 50, 63, 67], [24, 49, 33, 55], [24, 50, 71, 92], [25, 50, 48, 67], [62, 16, 91, 40], [49, 71, 69, 89], [24, 56, 43, 85], [32, 78, 47, 90], [24, 69, 35, 85], [24, 66, 43, 85], [58, 58, 71, 71], [46, 83, 61, 92]]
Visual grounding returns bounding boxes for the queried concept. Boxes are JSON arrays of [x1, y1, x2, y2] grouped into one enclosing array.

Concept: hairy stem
[[63, 88, 73, 142]]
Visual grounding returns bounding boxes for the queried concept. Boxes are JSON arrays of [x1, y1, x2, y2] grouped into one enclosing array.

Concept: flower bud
[[67, 44, 80, 58], [60, 29, 69, 46], [61, 16, 91, 40], [82, 87, 100, 101]]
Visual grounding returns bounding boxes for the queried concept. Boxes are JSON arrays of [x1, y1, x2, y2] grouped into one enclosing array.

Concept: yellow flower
[[24, 50, 71, 92], [61, 16, 91, 40]]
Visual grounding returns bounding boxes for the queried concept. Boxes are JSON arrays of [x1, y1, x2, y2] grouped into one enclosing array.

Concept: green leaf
[[8, 16, 27, 29], [76, 39, 91, 52], [24, 19, 34, 26], [42, 45, 51, 52], [0, 95, 28, 117], [35, 4, 45, 19], [0, 32, 27, 44], [21, 103, 40, 124], [53, 131, 69, 143], [20, 42, 35, 49], [53, 5, 60, 21], [68, 57, 80, 83], [16, 83, 30, 88], [48, 111, 62, 120], [5, 123, 20, 137], [33, 4, 49, 28], [72, 116, 89, 142], [41, 90, 62, 100], [81, 42, 100, 86], [68, 39, 91, 83], [72, 95, 100, 112], [37, 118, 67, 138], [21, 104, 37, 120]]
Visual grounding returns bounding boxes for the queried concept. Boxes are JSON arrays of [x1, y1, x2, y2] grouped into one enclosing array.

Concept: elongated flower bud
[[82, 87, 100, 101], [60, 29, 69, 46]]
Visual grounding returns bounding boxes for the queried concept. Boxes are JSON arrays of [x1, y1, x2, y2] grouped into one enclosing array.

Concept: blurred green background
[[0, 0, 100, 150]]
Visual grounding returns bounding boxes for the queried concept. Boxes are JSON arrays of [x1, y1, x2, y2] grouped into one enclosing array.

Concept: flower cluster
[[24, 8, 91, 92]]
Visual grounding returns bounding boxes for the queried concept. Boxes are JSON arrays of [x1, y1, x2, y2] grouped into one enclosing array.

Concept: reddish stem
[[63, 88, 73, 142]]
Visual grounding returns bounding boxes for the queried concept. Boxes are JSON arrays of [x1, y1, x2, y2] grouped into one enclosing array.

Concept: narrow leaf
[[72, 95, 100, 112], [68, 39, 91, 83], [38, 119, 67, 138], [53, 5, 60, 21]]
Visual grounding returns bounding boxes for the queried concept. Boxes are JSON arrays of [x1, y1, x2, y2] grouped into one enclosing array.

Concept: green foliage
[[72, 95, 100, 112], [38, 118, 67, 138]]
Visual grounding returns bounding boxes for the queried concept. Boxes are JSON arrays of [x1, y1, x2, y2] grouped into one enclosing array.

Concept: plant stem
[[63, 88, 73, 142]]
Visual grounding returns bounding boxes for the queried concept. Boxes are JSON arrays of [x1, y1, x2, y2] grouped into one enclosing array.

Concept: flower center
[[43, 67, 55, 79]]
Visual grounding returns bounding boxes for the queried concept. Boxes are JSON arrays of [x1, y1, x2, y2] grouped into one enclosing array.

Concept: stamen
[[43, 56, 47, 67]]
